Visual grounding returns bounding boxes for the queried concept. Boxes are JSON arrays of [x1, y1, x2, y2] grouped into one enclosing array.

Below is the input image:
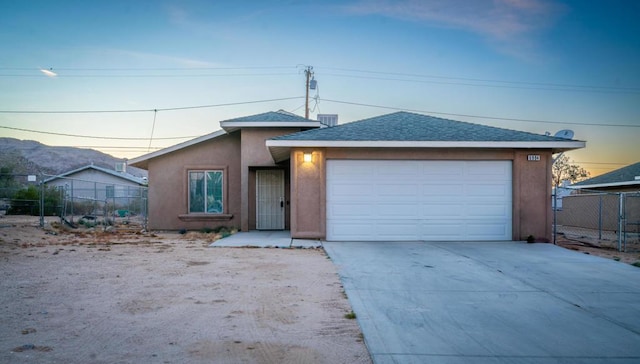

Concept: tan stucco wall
[[240, 128, 302, 231], [146, 132, 242, 230], [289, 147, 554, 241]]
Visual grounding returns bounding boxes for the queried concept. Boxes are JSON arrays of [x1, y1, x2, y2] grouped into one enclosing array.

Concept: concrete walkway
[[209, 230, 323, 248], [324, 241, 640, 364]]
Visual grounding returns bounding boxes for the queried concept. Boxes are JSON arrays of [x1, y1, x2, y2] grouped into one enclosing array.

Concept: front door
[[256, 169, 285, 230]]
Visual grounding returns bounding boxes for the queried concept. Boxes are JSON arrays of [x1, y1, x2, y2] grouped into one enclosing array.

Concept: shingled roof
[[221, 110, 311, 123], [220, 110, 319, 133], [266, 112, 585, 161], [572, 161, 640, 189], [272, 111, 574, 142]]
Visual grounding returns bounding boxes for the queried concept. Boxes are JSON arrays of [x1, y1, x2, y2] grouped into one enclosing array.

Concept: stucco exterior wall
[[512, 150, 553, 242], [240, 128, 303, 231], [146, 132, 242, 230], [289, 147, 554, 241]]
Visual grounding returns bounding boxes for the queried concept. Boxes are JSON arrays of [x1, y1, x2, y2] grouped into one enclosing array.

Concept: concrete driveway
[[323, 241, 640, 364]]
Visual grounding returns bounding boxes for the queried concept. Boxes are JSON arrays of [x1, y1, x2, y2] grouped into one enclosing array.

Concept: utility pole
[[304, 66, 313, 119]]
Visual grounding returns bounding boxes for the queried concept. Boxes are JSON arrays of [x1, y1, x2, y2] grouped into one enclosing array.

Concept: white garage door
[[326, 160, 512, 241]]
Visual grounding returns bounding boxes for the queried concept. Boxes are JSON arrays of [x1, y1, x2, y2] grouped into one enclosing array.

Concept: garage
[[326, 160, 512, 241]]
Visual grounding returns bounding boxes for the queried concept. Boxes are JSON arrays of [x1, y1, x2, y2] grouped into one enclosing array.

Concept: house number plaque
[[527, 155, 541, 161]]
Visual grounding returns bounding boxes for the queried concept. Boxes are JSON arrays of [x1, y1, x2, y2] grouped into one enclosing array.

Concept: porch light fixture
[[303, 152, 312, 163]]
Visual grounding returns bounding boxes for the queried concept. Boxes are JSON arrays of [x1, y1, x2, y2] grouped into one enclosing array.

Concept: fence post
[[552, 190, 557, 244], [598, 194, 603, 240], [618, 193, 624, 252], [39, 174, 44, 228]]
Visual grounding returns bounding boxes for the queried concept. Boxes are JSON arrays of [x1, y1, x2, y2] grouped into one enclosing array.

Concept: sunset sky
[[1, 0, 638, 176]]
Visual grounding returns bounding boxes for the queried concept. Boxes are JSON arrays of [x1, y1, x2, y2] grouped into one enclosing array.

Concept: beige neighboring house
[[130, 110, 585, 242], [570, 161, 640, 193]]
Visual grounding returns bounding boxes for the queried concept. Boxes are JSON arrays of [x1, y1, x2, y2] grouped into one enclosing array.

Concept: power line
[[0, 72, 297, 78], [0, 125, 199, 140], [0, 96, 305, 114], [0, 66, 297, 71], [320, 66, 640, 94], [320, 98, 640, 128], [321, 73, 640, 95]]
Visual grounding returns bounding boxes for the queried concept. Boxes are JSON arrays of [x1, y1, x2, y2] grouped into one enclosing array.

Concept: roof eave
[[266, 140, 586, 149], [570, 180, 640, 189], [266, 140, 586, 163], [220, 120, 320, 133]]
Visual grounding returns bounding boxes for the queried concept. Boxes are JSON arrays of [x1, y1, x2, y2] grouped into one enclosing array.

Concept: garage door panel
[[327, 160, 512, 241], [329, 203, 374, 217], [377, 183, 420, 197], [466, 184, 510, 197], [385, 204, 420, 217], [466, 204, 510, 217], [329, 183, 374, 197], [419, 163, 464, 177], [420, 204, 463, 217], [419, 223, 465, 239], [467, 223, 510, 238]]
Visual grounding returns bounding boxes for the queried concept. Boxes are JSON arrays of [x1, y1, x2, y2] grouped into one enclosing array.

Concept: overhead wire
[[0, 96, 305, 114], [0, 125, 199, 140], [318, 98, 640, 128], [319, 66, 640, 94]]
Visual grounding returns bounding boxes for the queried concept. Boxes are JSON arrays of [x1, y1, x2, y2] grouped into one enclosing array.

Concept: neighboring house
[[557, 162, 640, 235], [44, 164, 148, 202], [570, 161, 640, 193], [129, 110, 584, 242]]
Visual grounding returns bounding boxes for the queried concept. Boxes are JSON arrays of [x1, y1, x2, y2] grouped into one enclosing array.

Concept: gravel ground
[[0, 216, 371, 364]]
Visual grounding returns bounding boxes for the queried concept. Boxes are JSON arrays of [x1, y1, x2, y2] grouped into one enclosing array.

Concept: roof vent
[[318, 114, 338, 128]]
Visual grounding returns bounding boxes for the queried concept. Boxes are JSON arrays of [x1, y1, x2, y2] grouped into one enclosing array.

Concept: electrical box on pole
[[304, 66, 314, 119]]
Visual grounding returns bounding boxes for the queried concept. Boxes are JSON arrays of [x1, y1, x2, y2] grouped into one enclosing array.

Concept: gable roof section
[[266, 111, 585, 161], [220, 110, 319, 132], [571, 161, 640, 189], [129, 129, 227, 169], [130, 110, 320, 169], [44, 164, 147, 185]]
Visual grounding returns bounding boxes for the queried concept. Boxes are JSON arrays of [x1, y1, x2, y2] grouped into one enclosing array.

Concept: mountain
[[0, 138, 148, 178]]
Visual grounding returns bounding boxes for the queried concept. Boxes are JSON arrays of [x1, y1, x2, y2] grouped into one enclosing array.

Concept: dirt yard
[[0, 216, 371, 364], [555, 234, 640, 265]]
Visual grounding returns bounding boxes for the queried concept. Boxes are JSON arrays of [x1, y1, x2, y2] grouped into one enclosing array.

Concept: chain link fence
[[554, 189, 640, 252], [1, 174, 148, 231]]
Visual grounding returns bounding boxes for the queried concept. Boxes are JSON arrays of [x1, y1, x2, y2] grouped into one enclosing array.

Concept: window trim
[[184, 165, 229, 216], [188, 169, 224, 214]]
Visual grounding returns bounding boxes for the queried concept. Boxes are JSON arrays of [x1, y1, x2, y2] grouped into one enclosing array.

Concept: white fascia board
[[570, 180, 640, 189], [221, 121, 320, 131], [129, 129, 227, 165], [265, 140, 586, 150]]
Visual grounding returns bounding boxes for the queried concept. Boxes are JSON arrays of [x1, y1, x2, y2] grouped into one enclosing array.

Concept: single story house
[[129, 110, 584, 242], [570, 161, 640, 193], [44, 164, 148, 201]]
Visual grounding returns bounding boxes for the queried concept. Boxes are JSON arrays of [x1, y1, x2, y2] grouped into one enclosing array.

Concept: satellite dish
[[554, 129, 574, 140]]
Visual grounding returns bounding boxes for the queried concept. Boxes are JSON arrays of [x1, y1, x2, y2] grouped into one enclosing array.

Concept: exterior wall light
[[303, 152, 312, 163]]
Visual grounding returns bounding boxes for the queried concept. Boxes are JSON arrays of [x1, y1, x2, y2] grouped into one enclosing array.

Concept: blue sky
[[1, 0, 638, 176]]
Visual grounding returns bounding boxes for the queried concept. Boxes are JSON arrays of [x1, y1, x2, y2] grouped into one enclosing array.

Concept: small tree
[[552, 154, 589, 187], [0, 165, 21, 198], [9, 185, 61, 216]]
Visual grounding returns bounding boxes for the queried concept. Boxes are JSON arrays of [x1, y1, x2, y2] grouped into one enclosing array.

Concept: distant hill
[[0, 138, 148, 178]]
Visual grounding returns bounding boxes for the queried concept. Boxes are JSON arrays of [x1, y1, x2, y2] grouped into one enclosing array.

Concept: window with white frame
[[188, 170, 223, 213]]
